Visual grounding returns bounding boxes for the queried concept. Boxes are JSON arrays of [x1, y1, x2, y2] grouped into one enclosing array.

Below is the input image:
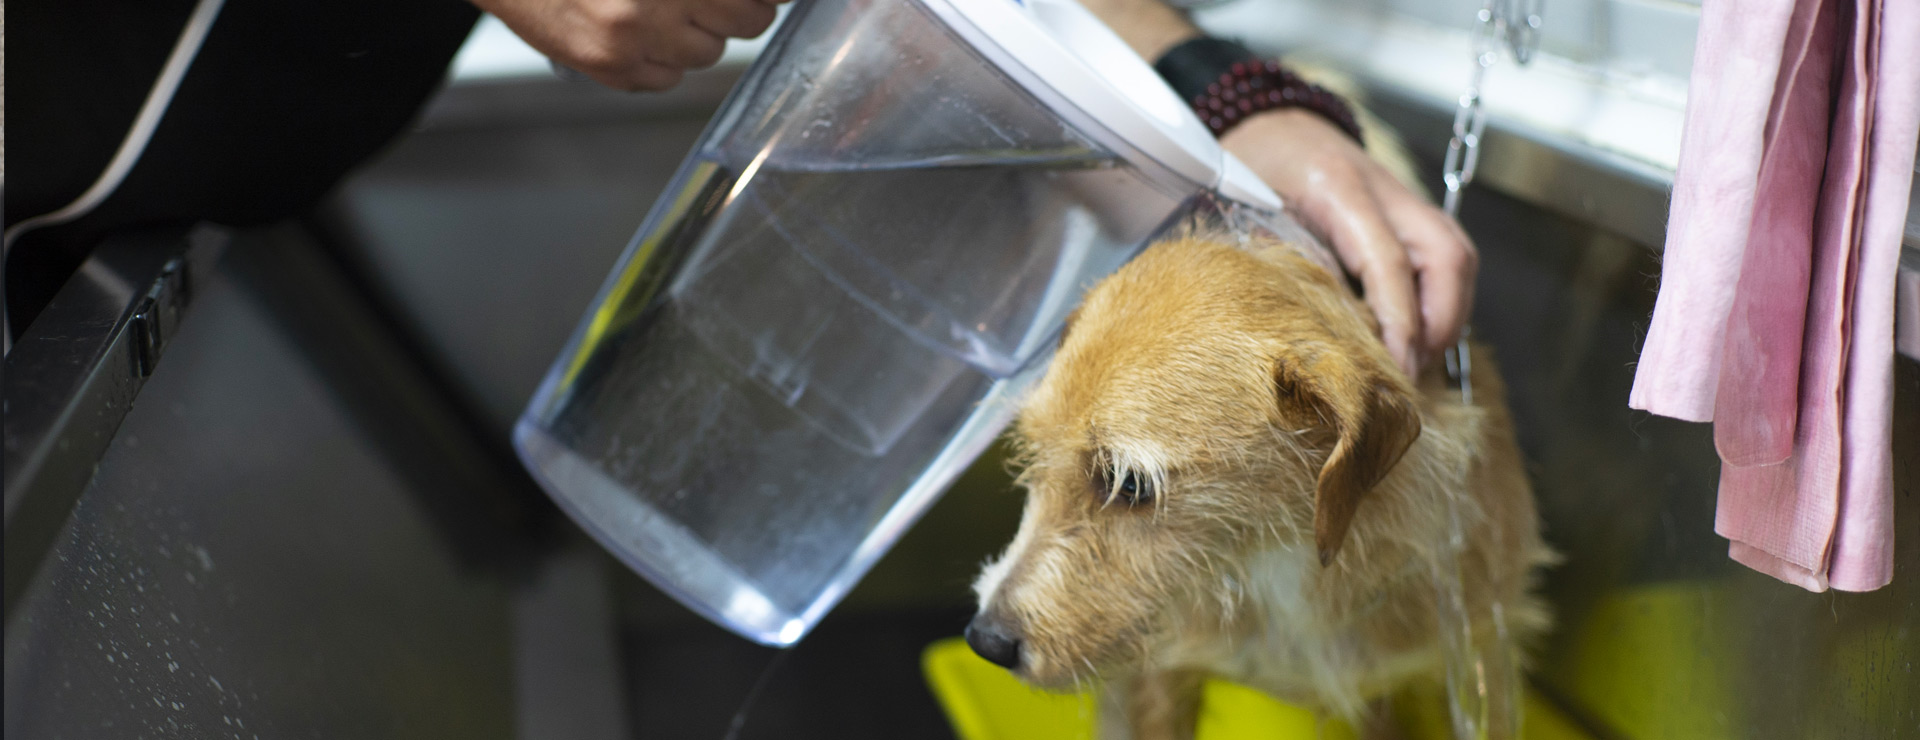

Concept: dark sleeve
[[6, 0, 481, 334]]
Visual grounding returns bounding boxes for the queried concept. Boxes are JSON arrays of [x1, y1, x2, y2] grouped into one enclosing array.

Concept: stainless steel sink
[[7, 5, 1915, 738]]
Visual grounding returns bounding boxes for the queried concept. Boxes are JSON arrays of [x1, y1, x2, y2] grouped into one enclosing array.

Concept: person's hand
[[473, 0, 786, 91], [1222, 108, 1477, 378], [1071, 0, 1475, 378]]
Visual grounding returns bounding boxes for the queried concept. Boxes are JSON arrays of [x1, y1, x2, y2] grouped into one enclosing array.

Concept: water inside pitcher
[[516, 0, 1270, 645]]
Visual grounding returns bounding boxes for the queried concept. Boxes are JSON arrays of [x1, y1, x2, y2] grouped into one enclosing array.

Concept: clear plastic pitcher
[[515, 0, 1300, 645]]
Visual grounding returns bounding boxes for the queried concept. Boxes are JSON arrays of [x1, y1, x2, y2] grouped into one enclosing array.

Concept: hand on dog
[[473, 0, 785, 91], [1222, 109, 1478, 379], [1076, 0, 1477, 378]]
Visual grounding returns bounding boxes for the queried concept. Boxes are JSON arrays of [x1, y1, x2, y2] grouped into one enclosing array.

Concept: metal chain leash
[[1432, 16, 1544, 740], [1442, 0, 1542, 404]]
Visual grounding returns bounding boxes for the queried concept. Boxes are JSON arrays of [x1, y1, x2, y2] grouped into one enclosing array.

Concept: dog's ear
[[1273, 346, 1422, 566]]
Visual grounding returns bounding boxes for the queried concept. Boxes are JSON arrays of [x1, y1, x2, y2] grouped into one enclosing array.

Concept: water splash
[[720, 649, 791, 740], [1430, 493, 1521, 740], [1430, 497, 1485, 740]]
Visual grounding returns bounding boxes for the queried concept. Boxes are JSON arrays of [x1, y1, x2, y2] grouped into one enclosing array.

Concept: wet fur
[[972, 235, 1554, 738], [969, 80, 1554, 738]]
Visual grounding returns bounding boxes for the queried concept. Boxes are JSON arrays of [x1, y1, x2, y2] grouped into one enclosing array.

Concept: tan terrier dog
[[965, 230, 1554, 739]]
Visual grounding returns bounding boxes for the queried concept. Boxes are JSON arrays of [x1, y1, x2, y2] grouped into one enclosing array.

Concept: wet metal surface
[[2, 251, 516, 739], [4, 228, 226, 618]]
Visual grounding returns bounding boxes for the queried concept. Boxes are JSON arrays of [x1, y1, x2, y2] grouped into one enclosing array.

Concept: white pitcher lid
[[921, 0, 1284, 212]]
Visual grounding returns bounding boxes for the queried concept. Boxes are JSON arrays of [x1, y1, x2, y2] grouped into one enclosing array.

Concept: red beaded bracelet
[[1191, 60, 1365, 146]]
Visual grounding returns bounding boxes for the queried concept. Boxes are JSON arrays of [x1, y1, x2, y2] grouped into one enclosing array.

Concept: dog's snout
[[965, 612, 1024, 670]]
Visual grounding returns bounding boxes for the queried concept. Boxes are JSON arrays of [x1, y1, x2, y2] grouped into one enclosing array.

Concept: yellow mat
[[922, 637, 1590, 740]]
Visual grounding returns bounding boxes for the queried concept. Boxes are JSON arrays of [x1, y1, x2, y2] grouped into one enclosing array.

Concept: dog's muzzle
[[964, 611, 1024, 670]]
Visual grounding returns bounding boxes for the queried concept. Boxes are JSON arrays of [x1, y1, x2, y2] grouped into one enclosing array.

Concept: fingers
[[484, 0, 781, 92], [649, 23, 728, 70], [1300, 159, 1424, 378], [565, 16, 718, 88], [1218, 108, 1478, 380], [1380, 184, 1478, 358], [531, 0, 694, 90], [692, 0, 780, 39], [589, 58, 685, 92]]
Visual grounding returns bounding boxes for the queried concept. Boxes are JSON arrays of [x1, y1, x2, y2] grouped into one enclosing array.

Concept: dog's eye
[[1120, 471, 1151, 503], [1108, 468, 1155, 506], [1090, 452, 1155, 507]]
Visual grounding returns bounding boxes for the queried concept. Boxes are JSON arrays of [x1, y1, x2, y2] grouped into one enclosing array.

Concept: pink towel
[[1632, 0, 1919, 593], [1709, 0, 1836, 467], [1825, 0, 1916, 592], [1630, 0, 1798, 423]]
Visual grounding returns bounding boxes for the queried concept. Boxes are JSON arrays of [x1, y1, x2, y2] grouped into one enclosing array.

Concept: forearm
[[1076, 0, 1201, 61]]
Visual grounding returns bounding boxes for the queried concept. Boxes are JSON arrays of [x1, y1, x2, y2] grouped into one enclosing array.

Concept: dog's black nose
[[965, 612, 1023, 670]]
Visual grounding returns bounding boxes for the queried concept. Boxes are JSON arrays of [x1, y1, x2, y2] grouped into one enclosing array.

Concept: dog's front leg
[[1097, 669, 1205, 740]]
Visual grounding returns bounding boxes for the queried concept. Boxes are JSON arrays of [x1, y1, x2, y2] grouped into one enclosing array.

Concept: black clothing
[[6, 0, 481, 336]]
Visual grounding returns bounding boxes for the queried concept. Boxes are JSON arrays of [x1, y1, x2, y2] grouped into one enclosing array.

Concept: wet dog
[[965, 229, 1554, 739]]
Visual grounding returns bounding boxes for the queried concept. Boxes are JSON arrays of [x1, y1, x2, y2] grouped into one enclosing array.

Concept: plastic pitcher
[[515, 0, 1308, 646]]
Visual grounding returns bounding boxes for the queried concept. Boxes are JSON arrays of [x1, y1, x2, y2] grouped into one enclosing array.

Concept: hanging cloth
[[1631, 0, 1919, 592]]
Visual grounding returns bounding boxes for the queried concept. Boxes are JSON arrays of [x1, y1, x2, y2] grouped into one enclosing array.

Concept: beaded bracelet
[[1191, 60, 1365, 145], [1152, 38, 1365, 146]]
